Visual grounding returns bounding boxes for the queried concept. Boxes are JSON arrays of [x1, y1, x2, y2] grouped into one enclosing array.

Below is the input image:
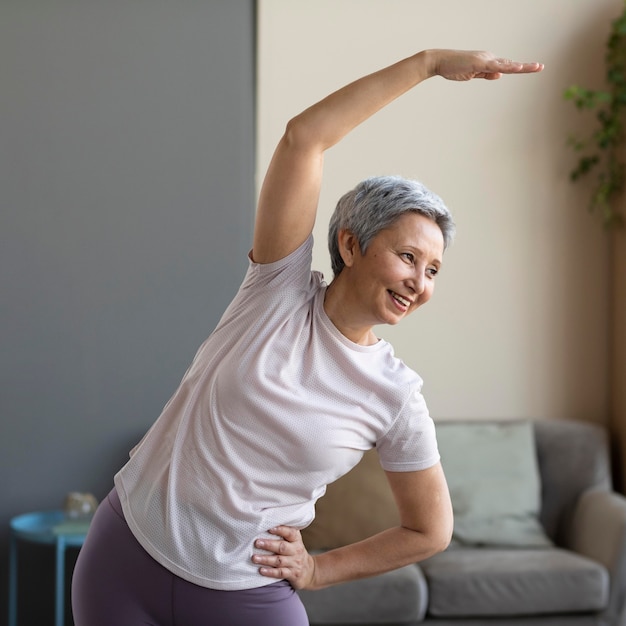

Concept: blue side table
[[8, 511, 91, 626]]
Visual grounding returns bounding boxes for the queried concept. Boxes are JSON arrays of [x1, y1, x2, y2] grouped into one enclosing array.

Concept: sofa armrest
[[568, 489, 626, 622]]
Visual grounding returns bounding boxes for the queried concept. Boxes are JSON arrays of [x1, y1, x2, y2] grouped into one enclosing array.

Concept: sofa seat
[[298, 562, 428, 625], [421, 546, 609, 618]]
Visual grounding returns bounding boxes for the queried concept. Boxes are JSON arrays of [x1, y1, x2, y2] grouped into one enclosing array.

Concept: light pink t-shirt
[[114, 236, 439, 590]]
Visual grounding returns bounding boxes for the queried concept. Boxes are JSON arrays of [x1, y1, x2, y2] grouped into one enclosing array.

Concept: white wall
[[257, 0, 618, 423]]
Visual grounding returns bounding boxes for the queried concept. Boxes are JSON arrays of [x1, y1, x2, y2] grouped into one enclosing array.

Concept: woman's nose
[[408, 270, 425, 295]]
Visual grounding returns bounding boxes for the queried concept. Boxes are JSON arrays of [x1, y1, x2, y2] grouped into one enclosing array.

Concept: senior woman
[[72, 48, 543, 625]]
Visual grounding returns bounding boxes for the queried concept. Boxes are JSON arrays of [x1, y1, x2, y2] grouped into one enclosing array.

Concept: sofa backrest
[[301, 418, 612, 552], [534, 419, 611, 544]]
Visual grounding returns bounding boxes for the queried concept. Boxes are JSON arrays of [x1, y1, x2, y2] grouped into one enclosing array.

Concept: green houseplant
[[564, 1, 626, 227], [564, 2, 626, 495]]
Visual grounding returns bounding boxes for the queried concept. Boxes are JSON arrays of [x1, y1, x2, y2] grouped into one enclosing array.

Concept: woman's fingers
[[433, 49, 543, 81], [492, 57, 544, 74], [252, 526, 316, 589], [479, 59, 544, 81], [268, 525, 301, 542]]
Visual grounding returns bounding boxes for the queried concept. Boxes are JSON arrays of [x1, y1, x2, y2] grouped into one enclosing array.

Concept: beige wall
[[257, 0, 618, 423]]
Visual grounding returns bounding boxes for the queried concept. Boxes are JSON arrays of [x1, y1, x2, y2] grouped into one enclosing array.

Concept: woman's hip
[[72, 487, 309, 626]]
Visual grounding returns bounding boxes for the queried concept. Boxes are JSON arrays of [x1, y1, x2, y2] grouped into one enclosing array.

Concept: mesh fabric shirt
[[114, 236, 439, 590]]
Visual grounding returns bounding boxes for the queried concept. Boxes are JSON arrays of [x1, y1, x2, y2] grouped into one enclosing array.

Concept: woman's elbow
[[282, 115, 310, 148], [421, 513, 454, 558], [282, 112, 328, 153], [432, 524, 453, 555]]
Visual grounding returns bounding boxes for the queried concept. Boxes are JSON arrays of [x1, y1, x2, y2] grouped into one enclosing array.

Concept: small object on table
[[63, 492, 98, 520], [8, 497, 95, 626]]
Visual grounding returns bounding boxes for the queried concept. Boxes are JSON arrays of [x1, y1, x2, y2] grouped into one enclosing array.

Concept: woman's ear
[[337, 229, 360, 268]]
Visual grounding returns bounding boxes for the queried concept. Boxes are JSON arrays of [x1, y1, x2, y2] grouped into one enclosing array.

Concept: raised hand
[[253, 46, 543, 267], [252, 525, 316, 589], [427, 49, 544, 81]]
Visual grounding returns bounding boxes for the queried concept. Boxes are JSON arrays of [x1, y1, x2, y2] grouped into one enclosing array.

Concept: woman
[[72, 48, 543, 625]]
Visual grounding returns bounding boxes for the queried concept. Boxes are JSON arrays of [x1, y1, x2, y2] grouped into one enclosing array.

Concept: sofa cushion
[[421, 547, 609, 617], [302, 448, 399, 550], [436, 420, 552, 547], [298, 562, 428, 624]]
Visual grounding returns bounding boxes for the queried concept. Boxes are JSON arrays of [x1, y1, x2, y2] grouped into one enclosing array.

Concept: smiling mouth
[[389, 290, 412, 308]]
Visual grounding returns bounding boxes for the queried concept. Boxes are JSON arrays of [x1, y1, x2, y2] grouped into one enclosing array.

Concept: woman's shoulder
[[244, 234, 315, 287]]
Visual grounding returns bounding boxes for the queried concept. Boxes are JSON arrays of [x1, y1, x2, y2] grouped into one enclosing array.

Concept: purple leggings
[[71, 488, 309, 626]]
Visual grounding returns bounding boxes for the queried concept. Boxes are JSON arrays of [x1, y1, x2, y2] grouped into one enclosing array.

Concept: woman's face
[[343, 212, 444, 328]]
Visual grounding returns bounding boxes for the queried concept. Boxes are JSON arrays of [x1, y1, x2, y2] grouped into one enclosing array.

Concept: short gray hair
[[328, 175, 455, 277]]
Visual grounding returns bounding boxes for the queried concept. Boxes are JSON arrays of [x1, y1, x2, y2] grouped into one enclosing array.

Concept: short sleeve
[[376, 387, 440, 472], [212, 235, 319, 335], [242, 235, 316, 292]]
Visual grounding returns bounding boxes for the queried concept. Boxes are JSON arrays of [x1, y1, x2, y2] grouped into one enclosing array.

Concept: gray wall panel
[[0, 2, 255, 623]]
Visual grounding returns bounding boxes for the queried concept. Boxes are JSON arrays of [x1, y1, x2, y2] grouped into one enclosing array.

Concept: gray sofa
[[298, 419, 626, 626]]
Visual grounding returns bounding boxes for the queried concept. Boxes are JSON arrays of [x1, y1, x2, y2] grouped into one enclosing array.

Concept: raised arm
[[252, 49, 543, 264]]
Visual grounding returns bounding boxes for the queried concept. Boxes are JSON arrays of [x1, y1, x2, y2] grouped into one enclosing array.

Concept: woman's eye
[[401, 253, 414, 263], [427, 267, 438, 277]]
